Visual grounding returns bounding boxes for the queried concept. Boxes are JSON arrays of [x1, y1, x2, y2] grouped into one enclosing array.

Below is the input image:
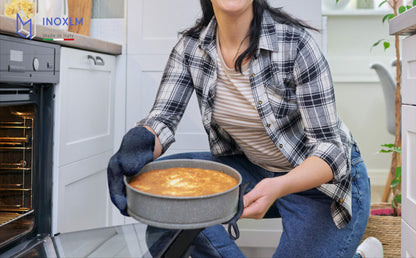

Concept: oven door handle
[[8, 65, 26, 73]]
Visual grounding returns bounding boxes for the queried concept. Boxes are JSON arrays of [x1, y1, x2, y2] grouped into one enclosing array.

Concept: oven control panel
[[0, 34, 60, 84]]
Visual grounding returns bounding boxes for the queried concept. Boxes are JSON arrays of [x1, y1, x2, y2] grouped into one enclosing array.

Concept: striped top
[[212, 36, 293, 172]]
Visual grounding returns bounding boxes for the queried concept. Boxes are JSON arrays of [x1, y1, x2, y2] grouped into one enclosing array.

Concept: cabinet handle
[[87, 55, 96, 65], [95, 56, 105, 66]]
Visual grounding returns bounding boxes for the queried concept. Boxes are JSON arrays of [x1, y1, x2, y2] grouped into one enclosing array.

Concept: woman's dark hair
[[181, 0, 319, 73]]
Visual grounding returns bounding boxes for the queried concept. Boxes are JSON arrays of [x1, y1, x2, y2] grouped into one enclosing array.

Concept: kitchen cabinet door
[[126, 0, 209, 156], [56, 151, 112, 233], [53, 47, 116, 234], [402, 220, 416, 257], [402, 35, 416, 105], [402, 105, 416, 255], [56, 47, 115, 166]]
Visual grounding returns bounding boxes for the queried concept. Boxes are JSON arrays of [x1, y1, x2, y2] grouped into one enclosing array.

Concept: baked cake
[[129, 167, 238, 197]]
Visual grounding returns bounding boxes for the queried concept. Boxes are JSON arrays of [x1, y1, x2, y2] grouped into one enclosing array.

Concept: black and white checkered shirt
[[138, 11, 355, 229]]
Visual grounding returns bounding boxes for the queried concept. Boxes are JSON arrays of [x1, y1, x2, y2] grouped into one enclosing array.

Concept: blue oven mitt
[[107, 126, 155, 216]]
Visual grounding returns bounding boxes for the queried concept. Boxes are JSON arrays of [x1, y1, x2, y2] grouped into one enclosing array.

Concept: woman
[[108, 0, 373, 257]]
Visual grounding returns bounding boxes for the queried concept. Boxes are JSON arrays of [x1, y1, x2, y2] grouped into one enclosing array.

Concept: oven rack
[[0, 206, 31, 212], [0, 160, 29, 169], [0, 137, 28, 142], [0, 168, 31, 171], [0, 210, 33, 226], [0, 114, 34, 222], [0, 121, 32, 129], [0, 135, 31, 151], [0, 204, 31, 212], [0, 186, 31, 191]]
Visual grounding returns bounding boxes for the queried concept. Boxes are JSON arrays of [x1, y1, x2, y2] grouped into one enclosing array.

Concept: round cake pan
[[124, 159, 242, 229]]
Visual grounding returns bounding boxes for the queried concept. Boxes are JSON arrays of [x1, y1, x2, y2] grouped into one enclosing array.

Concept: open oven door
[[1, 222, 202, 258]]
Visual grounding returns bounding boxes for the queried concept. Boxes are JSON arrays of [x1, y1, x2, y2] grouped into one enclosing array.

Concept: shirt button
[[339, 198, 344, 203], [258, 100, 262, 105], [251, 73, 255, 77], [279, 144, 283, 148], [266, 124, 271, 128]]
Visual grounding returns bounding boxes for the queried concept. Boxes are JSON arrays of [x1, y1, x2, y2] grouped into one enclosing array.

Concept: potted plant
[[362, 145, 402, 258], [376, 144, 402, 216]]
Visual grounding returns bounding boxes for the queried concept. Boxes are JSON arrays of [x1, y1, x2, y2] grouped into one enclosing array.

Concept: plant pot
[[362, 203, 401, 258]]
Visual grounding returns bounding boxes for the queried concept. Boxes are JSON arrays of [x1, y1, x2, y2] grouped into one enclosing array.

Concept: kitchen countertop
[[0, 15, 122, 55], [389, 6, 416, 36]]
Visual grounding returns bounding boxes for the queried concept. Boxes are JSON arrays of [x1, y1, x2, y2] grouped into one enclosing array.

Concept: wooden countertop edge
[[0, 15, 122, 55], [389, 6, 416, 36]]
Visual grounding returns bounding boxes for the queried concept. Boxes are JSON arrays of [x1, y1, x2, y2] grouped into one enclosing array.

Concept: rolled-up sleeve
[[293, 32, 349, 183], [137, 38, 194, 153]]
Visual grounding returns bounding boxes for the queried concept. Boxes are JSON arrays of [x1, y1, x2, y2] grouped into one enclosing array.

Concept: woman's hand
[[240, 156, 334, 219], [241, 177, 282, 219]]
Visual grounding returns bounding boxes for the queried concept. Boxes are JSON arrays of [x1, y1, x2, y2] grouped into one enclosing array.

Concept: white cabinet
[[402, 35, 416, 106], [402, 106, 416, 257], [401, 33, 416, 257], [53, 47, 116, 234]]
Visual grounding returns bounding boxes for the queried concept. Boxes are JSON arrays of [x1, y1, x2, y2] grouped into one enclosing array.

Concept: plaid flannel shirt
[[138, 11, 355, 229]]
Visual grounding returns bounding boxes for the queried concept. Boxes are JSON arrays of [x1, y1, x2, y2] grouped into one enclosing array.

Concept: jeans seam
[[353, 177, 361, 208], [339, 197, 363, 257], [198, 231, 224, 258]]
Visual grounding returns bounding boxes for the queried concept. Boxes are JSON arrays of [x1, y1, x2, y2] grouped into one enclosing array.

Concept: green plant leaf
[[380, 144, 401, 153], [413, 0, 416, 6], [379, 149, 393, 153], [371, 39, 386, 51], [384, 42, 390, 50], [395, 166, 402, 178], [391, 177, 400, 188], [379, 0, 388, 7], [407, 5, 413, 9], [399, 5, 407, 13], [391, 167, 401, 188], [382, 13, 396, 23], [394, 194, 401, 204]]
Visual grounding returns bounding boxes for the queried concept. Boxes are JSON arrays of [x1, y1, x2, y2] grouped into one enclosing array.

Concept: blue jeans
[[148, 144, 370, 258]]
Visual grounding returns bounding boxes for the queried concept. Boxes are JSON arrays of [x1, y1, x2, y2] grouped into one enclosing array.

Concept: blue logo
[[16, 10, 36, 39]]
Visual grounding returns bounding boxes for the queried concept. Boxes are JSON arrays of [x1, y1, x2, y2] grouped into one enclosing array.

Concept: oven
[[0, 34, 59, 254]]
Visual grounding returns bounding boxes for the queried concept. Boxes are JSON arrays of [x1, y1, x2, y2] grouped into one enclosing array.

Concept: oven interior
[[0, 102, 36, 248]]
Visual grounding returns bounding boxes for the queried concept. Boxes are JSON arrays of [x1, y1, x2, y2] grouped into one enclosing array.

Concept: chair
[[370, 62, 397, 135]]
